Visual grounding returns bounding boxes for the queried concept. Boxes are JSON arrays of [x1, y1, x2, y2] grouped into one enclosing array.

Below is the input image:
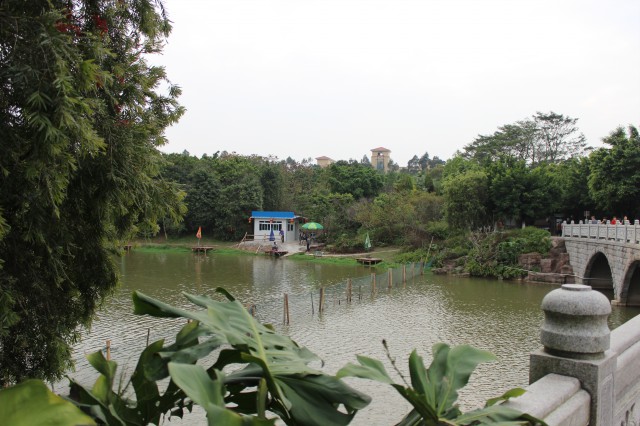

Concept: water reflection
[[67, 251, 640, 425]]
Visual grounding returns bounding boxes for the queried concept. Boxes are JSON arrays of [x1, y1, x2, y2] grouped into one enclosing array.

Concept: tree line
[[158, 115, 639, 248]]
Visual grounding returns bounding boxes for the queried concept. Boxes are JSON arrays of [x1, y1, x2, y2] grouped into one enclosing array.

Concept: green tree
[[407, 155, 421, 174], [486, 159, 558, 227], [260, 162, 285, 211], [326, 161, 383, 199], [0, 0, 184, 384], [424, 164, 445, 194], [211, 155, 263, 240], [554, 157, 595, 220], [534, 111, 588, 164], [588, 125, 640, 218], [419, 152, 431, 171], [354, 192, 416, 245], [464, 112, 587, 166], [464, 122, 537, 165], [443, 169, 489, 230], [183, 166, 221, 233], [394, 173, 416, 192]]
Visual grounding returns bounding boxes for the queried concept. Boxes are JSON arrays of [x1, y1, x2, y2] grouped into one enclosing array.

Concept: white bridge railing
[[562, 221, 640, 245]]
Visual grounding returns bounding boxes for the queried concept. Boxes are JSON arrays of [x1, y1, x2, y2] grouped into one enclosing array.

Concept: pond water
[[65, 250, 640, 425]]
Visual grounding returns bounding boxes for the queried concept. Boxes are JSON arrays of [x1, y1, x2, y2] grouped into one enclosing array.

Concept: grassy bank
[[130, 236, 253, 255]]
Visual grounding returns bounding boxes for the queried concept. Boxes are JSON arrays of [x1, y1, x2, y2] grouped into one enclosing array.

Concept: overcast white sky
[[155, 0, 640, 166]]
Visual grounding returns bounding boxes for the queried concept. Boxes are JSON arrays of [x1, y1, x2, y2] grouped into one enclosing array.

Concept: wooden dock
[[192, 246, 215, 254], [356, 257, 382, 266], [265, 250, 288, 258]]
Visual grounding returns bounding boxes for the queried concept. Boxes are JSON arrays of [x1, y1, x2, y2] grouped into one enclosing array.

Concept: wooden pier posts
[[283, 293, 290, 325], [319, 287, 325, 313]]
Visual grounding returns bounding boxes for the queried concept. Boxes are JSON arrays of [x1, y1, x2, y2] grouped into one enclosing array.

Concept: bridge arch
[[620, 260, 640, 306], [583, 251, 615, 300], [562, 222, 640, 306]]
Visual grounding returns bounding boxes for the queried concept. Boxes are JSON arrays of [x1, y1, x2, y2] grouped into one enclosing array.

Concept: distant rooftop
[[370, 147, 391, 152]]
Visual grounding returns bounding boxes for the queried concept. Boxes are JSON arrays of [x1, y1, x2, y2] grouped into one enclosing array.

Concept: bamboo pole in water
[[319, 287, 325, 313], [420, 258, 425, 275], [311, 292, 314, 315], [106, 340, 111, 361], [388, 269, 393, 289], [347, 278, 352, 303], [402, 265, 406, 284], [146, 328, 150, 346], [283, 293, 290, 325], [371, 273, 376, 294]]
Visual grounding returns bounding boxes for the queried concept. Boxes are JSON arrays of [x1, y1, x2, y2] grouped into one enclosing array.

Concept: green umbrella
[[301, 222, 323, 231]]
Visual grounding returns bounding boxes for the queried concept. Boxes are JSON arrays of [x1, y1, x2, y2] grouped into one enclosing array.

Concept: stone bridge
[[562, 221, 640, 306]]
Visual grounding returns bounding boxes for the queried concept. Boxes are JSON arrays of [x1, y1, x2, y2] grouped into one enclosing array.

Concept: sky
[[153, 0, 640, 167]]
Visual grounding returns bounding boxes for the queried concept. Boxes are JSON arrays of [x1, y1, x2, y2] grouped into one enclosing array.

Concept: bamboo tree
[[0, 0, 185, 384]]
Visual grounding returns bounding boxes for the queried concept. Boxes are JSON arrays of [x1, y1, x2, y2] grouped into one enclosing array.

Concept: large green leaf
[[0, 379, 96, 426], [336, 354, 394, 384], [336, 353, 440, 423], [168, 363, 273, 426], [434, 344, 496, 418], [337, 343, 540, 426], [485, 388, 527, 407], [68, 320, 215, 425], [407, 349, 429, 397], [134, 290, 371, 425]]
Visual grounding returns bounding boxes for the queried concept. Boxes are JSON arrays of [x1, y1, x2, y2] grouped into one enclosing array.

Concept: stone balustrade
[[562, 221, 640, 245], [503, 284, 640, 425]]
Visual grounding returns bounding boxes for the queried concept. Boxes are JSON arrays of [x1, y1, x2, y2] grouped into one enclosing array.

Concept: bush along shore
[[391, 226, 569, 284]]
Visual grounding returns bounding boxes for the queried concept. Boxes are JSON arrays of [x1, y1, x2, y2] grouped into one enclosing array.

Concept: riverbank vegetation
[[155, 119, 639, 280]]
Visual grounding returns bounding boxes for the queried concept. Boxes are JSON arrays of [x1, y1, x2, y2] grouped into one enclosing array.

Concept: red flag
[[196, 226, 202, 239]]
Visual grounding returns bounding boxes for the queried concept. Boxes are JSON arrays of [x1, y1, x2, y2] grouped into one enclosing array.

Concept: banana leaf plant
[[69, 288, 370, 425], [0, 379, 96, 426], [68, 320, 229, 425], [337, 342, 546, 426]]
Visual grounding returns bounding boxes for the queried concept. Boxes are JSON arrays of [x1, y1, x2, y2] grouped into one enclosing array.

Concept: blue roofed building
[[249, 211, 303, 242]]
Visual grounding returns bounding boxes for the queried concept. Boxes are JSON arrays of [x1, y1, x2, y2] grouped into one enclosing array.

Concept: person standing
[[279, 228, 285, 243]]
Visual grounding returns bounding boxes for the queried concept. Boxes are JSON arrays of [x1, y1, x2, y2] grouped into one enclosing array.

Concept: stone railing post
[[530, 284, 615, 425]]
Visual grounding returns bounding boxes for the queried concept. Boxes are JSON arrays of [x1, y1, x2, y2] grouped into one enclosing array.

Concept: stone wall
[[521, 238, 575, 285]]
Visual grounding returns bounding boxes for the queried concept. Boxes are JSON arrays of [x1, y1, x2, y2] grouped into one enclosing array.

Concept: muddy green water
[[67, 251, 640, 425]]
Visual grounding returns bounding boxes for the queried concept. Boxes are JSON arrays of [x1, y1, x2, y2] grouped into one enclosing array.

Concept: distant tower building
[[370, 147, 391, 172], [315, 156, 335, 168]]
